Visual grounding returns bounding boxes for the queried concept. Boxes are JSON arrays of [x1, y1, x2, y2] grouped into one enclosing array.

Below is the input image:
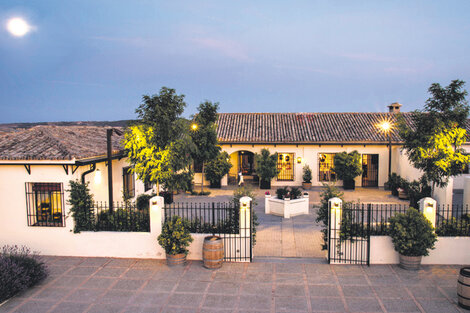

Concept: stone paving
[[173, 185, 408, 259], [0, 256, 466, 313]]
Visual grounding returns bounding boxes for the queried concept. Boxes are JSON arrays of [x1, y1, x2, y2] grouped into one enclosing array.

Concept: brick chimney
[[387, 102, 402, 113]]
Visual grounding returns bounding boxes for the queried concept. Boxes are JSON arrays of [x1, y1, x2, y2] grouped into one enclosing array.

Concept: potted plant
[[255, 149, 278, 189], [332, 151, 363, 190], [157, 216, 194, 266], [205, 151, 232, 188], [388, 208, 437, 270], [387, 173, 402, 196], [302, 165, 312, 189]]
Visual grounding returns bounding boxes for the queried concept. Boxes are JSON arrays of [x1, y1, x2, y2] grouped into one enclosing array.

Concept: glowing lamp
[[94, 169, 102, 184], [191, 123, 198, 130], [296, 157, 302, 164], [380, 121, 391, 132]]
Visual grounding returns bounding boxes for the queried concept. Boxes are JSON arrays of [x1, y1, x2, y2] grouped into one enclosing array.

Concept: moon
[[7, 18, 32, 37]]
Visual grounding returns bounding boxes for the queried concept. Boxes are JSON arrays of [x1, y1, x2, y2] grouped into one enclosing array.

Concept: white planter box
[[265, 194, 309, 218]]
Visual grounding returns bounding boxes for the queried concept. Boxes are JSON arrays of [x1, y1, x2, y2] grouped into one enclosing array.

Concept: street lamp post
[[378, 121, 392, 190]]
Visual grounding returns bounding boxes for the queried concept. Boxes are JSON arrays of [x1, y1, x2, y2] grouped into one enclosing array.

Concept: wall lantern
[[296, 157, 302, 164], [94, 169, 102, 184]]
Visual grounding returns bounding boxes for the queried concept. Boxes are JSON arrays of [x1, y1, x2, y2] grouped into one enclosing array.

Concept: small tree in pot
[[158, 216, 193, 266], [302, 165, 312, 189], [389, 208, 437, 270], [332, 151, 363, 190], [205, 151, 232, 188], [255, 149, 278, 189]]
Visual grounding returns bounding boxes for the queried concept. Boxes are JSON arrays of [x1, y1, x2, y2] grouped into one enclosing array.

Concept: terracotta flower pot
[[302, 182, 312, 190], [399, 254, 422, 270], [166, 253, 186, 266]]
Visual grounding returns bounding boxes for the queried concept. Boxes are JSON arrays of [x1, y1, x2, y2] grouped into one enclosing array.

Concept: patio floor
[[174, 186, 408, 260], [0, 256, 466, 313]]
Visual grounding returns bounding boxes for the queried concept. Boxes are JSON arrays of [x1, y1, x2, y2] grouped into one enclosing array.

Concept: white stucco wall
[[221, 144, 392, 187], [370, 236, 470, 264]]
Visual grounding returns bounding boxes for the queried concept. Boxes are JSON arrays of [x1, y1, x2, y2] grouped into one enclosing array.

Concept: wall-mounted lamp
[[94, 169, 102, 184], [296, 157, 302, 164]]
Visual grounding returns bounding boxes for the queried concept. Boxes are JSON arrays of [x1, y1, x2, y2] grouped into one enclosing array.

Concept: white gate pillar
[[149, 196, 164, 235], [418, 197, 437, 228], [239, 196, 252, 237], [328, 197, 342, 263]]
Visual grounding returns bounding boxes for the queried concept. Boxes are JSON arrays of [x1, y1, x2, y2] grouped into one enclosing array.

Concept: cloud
[[191, 37, 252, 62]]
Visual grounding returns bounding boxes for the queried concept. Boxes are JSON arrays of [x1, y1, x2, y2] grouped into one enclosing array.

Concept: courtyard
[[0, 256, 464, 313]]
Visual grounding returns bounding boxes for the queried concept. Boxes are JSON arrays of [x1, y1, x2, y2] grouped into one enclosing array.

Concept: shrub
[[96, 208, 150, 232], [387, 173, 402, 196], [0, 246, 48, 303], [136, 193, 155, 211], [255, 149, 278, 185], [332, 151, 363, 183], [436, 215, 470, 236], [404, 176, 431, 209], [316, 183, 344, 250], [205, 151, 232, 185], [388, 208, 437, 256], [67, 180, 95, 233], [275, 187, 302, 200], [158, 216, 194, 255], [302, 165, 312, 183]]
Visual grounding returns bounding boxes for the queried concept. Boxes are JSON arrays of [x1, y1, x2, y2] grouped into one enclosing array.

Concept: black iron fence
[[163, 201, 253, 262], [90, 202, 150, 232], [436, 204, 470, 236]]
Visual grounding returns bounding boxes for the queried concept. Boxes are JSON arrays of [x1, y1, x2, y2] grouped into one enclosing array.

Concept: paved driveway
[[0, 256, 466, 313]]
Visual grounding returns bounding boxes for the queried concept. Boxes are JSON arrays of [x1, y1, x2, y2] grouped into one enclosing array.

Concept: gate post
[[239, 196, 252, 237], [149, 196, 165, 235], [328, 197, 342, 264], [265, 192, 271, 215], [419, 197, 437, 228]]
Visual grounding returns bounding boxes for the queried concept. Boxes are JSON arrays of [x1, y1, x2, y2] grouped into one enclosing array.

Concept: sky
[[0, 1, 470, 123]]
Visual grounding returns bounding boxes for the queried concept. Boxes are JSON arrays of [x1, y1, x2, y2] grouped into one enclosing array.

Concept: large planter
[[302, 182, 312, 190], [343, 179, 355, 190], [458, 267, 470, 310], [209, 180, 221, 188], [265, 195, 309, 219], [166, 253, 186, 266], [260, 179, 271, 190], [399, 254, 422, 270], [397, 188, 409, 200]]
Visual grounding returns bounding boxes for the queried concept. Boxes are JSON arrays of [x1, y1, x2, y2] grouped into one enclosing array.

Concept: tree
[[124, 87, 194, 195], [255, 149, 278, 188], [190, 101, 221, 193], [332, 151, 363, 189], [398, 80, 470, 188], [205, 151, 232, 187]]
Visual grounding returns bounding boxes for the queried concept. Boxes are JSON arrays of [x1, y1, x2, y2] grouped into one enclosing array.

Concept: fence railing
[[88, 202, 150, 232], [163, 202, 240, 234], [436, 204, 470, 236], [341, 202, 469, 237]]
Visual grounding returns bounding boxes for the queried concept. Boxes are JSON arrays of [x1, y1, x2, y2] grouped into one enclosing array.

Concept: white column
[[432, 177, 453, 206], [265, 193, 271, 215], [239, 196, 252, 237], [302, 192, 309, 215], [463, 177, 470, 214], [418, 197, 437, 228], [328, 197, 342, 263], [149, 196, 164, 236]]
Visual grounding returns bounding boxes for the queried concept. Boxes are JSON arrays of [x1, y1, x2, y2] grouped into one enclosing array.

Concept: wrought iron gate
[[328, 202, 371, 265], [163, 201, 253, 262]]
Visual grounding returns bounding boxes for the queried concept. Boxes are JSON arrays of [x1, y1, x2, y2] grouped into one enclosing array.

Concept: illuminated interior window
[[123, 167, 135, 199], [318, 153, 336, 182], [277, 153, 294, 181], [25, 183, 64, 227]]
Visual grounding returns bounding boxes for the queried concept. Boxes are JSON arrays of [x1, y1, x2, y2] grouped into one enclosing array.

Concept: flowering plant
[[265, 191, 270, 195]]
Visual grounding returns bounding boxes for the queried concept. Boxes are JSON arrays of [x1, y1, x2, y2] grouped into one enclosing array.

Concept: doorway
[[362, 154, 378, 187]]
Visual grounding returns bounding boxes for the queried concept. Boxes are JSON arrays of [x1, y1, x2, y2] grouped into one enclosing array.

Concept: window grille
[[144, 180, 152, 192], [123, 167, 135, 199], [318, 153, 336, 182], [277, 153, 294, 181], [25, 183, 65, 227]]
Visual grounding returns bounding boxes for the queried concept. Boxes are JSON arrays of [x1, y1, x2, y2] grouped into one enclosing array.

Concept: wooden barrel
[[399, 254, 422, 270], [203, 236, 224, 269], [458, 267, 470, 310], [166, 253, 186, 266]]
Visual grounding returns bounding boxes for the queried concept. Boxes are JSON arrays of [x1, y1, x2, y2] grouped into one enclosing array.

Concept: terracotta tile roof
[[216, 112, 410, 144], [0, 126, 124, 161]]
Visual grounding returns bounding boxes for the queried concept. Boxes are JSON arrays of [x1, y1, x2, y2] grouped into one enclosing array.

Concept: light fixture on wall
[[296, 157, 302, 164], [94, 169, 102, 184]]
